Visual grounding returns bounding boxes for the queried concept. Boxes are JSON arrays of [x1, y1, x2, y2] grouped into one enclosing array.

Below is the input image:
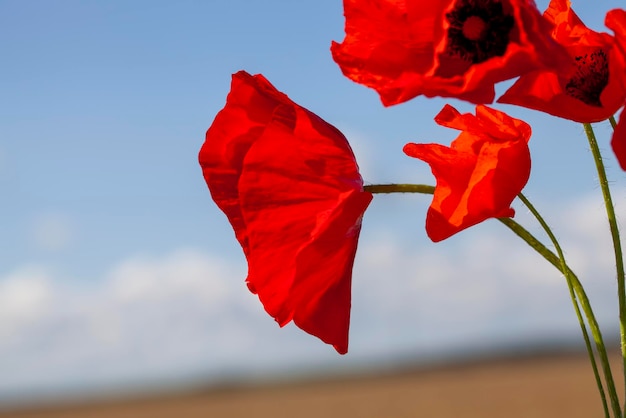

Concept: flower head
[[199, 71, 372, 354], [331, 0, 569, 105], [404, 105, 531, 242], [498, 0, 626, 123]]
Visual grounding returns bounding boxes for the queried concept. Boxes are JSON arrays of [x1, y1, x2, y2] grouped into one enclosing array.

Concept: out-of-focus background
[[1, 0, 625, 416]]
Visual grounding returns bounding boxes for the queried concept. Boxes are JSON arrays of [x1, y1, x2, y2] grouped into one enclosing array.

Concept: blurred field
[[0, 350, 622, 418]]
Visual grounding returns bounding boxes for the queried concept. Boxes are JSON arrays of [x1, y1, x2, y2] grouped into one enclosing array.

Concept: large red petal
[[199, 71, 292, 256], [200, 71, 372, 354], [237, 102, 372, 354], [292, 189, 371, 354], [330, 0, 442, 105]]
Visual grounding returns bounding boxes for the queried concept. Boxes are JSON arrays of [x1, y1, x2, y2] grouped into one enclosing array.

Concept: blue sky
[[1, 0, 626, 403]]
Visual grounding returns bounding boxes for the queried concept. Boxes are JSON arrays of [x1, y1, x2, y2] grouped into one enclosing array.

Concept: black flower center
[[445, 0, 514, 64], [564, 49, 609, 107]]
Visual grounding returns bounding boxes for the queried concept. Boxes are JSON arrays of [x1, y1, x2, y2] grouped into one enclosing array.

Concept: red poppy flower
[[331, 0, 569, 105], [498, 0, 626, 123], [403, 105, 531, 242], [199, 71, 373, 354], [606, 8, 626, 170]]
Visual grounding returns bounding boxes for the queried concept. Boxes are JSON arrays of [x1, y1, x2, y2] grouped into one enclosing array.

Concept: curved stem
[[584, 122, 626, 414], [516, 193, 616, 417], [610, 116, 618, 130]]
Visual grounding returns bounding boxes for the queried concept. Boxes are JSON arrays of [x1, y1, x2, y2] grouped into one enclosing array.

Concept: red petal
[[199, 71, 289, 256], [404, 105, 531, 241], [199, 71, 372, 353], [606, 9, 626, 171], [606, 9, 626, 74], [611, 109, 626, 171], [403, 142, 476, 241]]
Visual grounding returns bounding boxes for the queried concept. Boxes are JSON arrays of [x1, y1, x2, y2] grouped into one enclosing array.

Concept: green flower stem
[[364, 183, 435, 194], [516, 193, 617, 418], [366, 182, 617, 416], [610, 116, 617, 130], [584, 122, 626, 414], [499, 216, 618, 416]]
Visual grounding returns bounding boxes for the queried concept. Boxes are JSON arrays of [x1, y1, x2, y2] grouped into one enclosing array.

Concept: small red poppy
[[404, 105, 531, 242], [331, 0, 569, 105], [199, 71, 373, 354], [498, 0, 626, 123], [606, 8, 626, 169]]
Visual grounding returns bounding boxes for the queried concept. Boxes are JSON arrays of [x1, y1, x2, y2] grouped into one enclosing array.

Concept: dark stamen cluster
[[565, 49, 609, 107], [445, 0, 514, 64]]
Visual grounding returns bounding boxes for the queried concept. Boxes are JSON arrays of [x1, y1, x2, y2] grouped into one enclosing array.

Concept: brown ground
[[0, 351, 622, 418]]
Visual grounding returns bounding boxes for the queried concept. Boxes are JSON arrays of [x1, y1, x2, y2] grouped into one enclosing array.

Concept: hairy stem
[[515, 193, 616, 417], [584, 123, 626, 415]]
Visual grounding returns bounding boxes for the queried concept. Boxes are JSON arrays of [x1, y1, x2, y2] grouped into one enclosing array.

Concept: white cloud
[[0, 251, 255, 395], [0, 266, 53, 341], [350, 191, 623, 354], [107, 250, 231, 307], [0, 192, 623, 401]]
